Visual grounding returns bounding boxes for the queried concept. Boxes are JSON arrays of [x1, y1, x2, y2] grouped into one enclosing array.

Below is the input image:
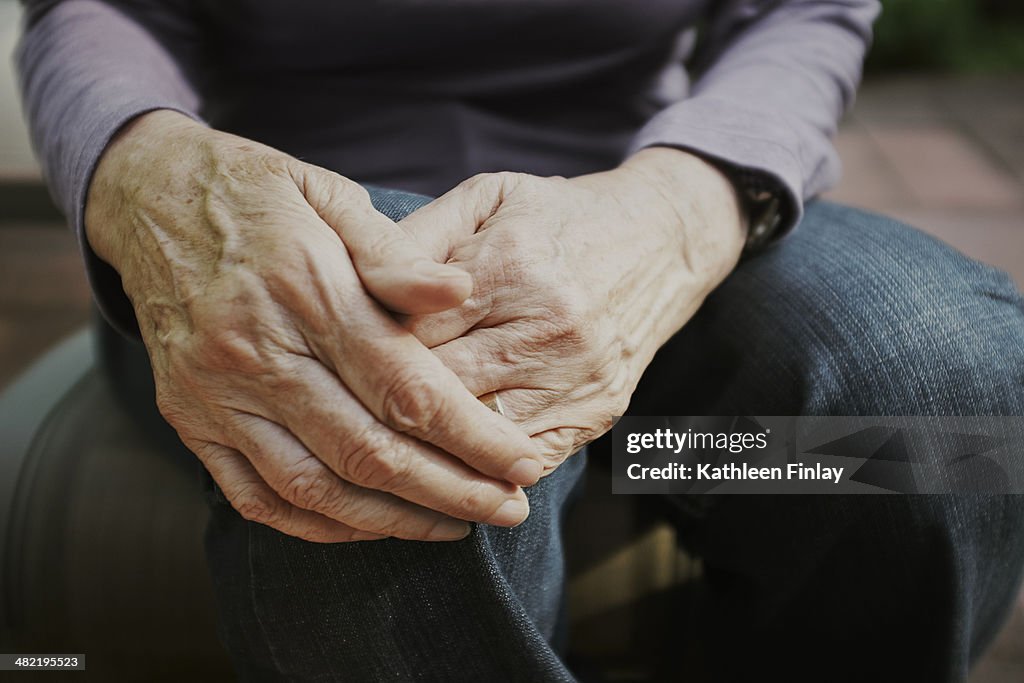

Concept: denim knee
[[906, 493, 1024, 660], [718, 202, 1024, 417], [366, 185, 433, 221], [650, 203, 1024, 680], [688, 490, 1024, 681], [862, 492, 1024, 674]]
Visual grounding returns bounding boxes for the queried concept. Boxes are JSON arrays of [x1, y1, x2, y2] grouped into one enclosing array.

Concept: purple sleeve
[[16, 0, 203, 335], [629, 0, 880, 232]]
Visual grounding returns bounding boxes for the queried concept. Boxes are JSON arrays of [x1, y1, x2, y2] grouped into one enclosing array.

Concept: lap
[[624, 201, 1024, 680], [630, 200, 1024, 417], [200, 193, 1024, 681], [203, 185, 581, 682], [204, 443, 584, 682]]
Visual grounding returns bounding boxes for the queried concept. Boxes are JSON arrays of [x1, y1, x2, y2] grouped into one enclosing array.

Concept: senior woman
[[16, 0, 1024, 681]]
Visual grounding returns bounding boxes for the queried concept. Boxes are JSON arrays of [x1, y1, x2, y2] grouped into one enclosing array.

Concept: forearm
[[16, 0, 202, 334], [629, 0, 880, 232]]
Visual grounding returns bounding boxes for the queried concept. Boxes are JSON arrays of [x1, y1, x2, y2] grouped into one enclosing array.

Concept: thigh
[[629, 202, 1024, 681], [631, 201, 1024, 418], [204, 455, 583, 683]]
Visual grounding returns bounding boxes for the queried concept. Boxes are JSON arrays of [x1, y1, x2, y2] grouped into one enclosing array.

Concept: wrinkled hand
[[85, 111, 544, 542], [401, 148, 747, 471]]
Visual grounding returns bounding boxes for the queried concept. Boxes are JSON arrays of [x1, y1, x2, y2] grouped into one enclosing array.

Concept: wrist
[[84, 110, 208, 268], [619, 146, 746, 275]]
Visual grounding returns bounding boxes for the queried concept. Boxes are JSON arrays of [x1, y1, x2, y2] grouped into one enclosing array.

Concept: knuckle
[[208, 143, 287, 184], [321, 173, 371, 211], [185, 439, 228, 466], [492, 170, 524, 188], [463, 172, 501, 192], [461, 171, 523, 203], [262, 366, 303, 397], [341, 429, 415, 491], [537, 428, 577, 464], [279, 469, 336, 511], [380, 369, 446, 435], [550, 426, 577, 450], [233, 490, 282, 525], [329, 174, 370, 202], [343, 505, 406, 539], [360, 227, 405, 264], [451, 482, 495, 519], [255, 151, 294, 179]]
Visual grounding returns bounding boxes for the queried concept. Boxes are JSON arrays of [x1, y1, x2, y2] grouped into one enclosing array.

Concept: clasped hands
[[85, 111, 745, 543]]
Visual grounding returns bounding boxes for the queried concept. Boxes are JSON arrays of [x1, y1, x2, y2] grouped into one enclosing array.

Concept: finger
[[220, 415, 484, 541], [399, 295, 486, 349], [398, 236, 493, 346], [480, 384, 611, 451], [398, 172, 518, 259], [430, 331, 589, 432], [294, 163, 472, 314], [397, 174, 520, 341], [312, 305, 546, 487], [430, 326, 548, 396], [531, 427, 589, 472], [191, 440, 385, 543], [273, 358, 532, 527]]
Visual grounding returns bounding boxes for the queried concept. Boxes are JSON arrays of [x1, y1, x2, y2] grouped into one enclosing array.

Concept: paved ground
[[0, 3, 1022, 672], [825, 75, 1024, 292]]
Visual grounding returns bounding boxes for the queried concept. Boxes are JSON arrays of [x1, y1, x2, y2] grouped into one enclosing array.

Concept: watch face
[[745, 195, 783, 251]]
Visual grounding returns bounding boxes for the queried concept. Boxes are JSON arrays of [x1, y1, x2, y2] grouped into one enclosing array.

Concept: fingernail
[[488, 498, 530, 527], [428, 518, 472, 541], [507, 458, 543, 486]]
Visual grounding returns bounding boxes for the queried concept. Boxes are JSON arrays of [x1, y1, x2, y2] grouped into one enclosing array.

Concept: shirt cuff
[[627, 95, 833, 237]]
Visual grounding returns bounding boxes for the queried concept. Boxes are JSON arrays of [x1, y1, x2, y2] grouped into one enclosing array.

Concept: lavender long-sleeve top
[[16, 0, 879, 333]]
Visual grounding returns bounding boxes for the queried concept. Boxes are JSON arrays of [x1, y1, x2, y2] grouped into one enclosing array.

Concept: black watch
[[726, 168, 787, 252]]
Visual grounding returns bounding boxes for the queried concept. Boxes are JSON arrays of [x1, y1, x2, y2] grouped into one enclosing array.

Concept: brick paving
[[826, 75, 1024, 290]]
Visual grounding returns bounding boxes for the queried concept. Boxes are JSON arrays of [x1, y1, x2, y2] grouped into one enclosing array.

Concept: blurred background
[[1, 0, 1022, 679]]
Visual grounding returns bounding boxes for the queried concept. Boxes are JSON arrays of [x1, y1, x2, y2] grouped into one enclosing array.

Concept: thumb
[[397, 172, 521, 258], [294, 163, 472, 315]]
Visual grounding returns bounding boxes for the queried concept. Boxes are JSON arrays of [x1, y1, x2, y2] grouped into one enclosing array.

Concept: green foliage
[[867, 0, 1024, 73]]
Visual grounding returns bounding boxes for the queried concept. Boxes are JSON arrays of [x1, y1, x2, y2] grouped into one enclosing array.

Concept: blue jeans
[[201, 189, 1024, 682]]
